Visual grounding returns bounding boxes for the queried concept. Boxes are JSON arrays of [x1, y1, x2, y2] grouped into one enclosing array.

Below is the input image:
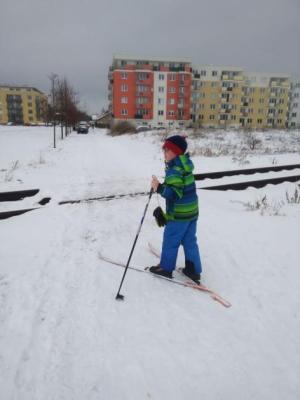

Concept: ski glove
[[153, 206, 166, 227]]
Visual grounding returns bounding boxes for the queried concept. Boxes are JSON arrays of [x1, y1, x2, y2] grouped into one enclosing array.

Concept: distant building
[[95, 110, 112, 128], [108, 55, 193, 128], [192, 66, 245, 129], [0, 85, 48, 125], [192, 68, 290, 130], [287, 80, 300, 129], [242, 73, 290, 130], [108, 56, 298, 130]]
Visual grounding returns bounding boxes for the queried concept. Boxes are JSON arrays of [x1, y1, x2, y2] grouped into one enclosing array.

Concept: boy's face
[[163, 147, 177, 162]]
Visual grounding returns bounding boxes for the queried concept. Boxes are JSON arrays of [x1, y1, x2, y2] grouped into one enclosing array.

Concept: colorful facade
[[108, 56, 192, 128], [0, 86, 48, 125], [109, 57, 297, 130], [191, 68, 291, 129]]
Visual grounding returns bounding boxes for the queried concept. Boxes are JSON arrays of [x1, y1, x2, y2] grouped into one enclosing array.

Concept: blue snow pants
[[160, 220, 202, 273]]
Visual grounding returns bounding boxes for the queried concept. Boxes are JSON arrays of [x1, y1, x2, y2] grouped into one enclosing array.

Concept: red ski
[[148, 242, 231, 308], [98, 251, 231, 308]]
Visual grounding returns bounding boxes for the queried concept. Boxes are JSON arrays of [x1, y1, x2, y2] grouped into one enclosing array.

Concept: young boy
[[150, 135, 202, 282]]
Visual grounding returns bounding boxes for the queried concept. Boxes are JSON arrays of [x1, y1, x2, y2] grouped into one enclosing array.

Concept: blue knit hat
[[163, 135, 187, 155]]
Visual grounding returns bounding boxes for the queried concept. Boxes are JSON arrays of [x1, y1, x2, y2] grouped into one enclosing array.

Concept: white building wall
[[153, 71, 167, 127]]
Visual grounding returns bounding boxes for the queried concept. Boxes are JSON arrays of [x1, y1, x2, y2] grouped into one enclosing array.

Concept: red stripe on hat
[[163, 140, 183, 155]]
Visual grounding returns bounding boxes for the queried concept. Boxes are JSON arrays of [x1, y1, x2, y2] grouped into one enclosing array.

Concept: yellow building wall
[[0, 87, 48, 125], [192, 73, 290, 130]]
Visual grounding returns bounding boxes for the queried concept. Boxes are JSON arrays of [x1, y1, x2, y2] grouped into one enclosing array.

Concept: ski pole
[[115, 188, 153, 300]]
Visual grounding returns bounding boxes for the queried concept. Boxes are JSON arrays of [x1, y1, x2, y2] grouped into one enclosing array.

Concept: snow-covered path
[[0, 127, 300, 399]]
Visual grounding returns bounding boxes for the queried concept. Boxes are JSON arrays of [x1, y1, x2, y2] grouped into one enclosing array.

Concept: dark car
[[77, 121, 89, 134]]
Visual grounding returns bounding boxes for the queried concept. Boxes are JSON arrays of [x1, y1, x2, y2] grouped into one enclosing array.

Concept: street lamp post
[[49, 73, 58, 149]]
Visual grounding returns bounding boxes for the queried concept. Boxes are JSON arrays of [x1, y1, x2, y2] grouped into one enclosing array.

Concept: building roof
[[0, 85, 46, 95], [113, 55, 192, 64]]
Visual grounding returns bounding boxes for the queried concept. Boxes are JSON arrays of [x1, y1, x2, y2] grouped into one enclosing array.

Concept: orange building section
[[113, 71, 135, 118], [166, 73, 191, 121], [110, 59, 192, 124], [113, 69, 154, 120]]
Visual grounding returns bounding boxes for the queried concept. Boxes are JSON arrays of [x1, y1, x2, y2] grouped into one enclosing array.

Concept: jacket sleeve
[[157, 168, 184, 201]]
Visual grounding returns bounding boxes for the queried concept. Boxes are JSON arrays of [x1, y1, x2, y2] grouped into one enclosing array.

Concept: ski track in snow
[[0, 127, 299, 400]]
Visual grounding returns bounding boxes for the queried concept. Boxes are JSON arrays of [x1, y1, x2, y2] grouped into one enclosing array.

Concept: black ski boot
[[181, 261, 201, 283], [149, 266, 173, 278]]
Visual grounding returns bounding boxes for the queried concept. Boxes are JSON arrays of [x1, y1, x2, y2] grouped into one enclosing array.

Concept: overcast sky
[[1, 0, 299, 114]]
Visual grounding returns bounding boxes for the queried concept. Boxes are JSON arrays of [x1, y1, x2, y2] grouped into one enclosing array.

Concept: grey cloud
[[1, 0, 299, 114]]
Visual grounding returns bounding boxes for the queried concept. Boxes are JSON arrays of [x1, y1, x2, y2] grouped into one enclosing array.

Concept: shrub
[[110, 121, 137, 136], [286, 187, 300, 204]]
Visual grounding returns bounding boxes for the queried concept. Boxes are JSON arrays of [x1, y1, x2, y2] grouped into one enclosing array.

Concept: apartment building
[[0, 85, 48, 125], [108, 56, 192, 128], [244, 73, 290, 129], [192, 66, 245, 129], [287, 80, 300, 128], [191, 68, 290, 129]]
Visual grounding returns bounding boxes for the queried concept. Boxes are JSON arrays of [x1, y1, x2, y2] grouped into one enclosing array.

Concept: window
[[158, 86, 164, 93], [28, 109, 33, 114], [137, 109, 148, 116], [209, 115, 215, 120], [136, 97, 148, 105], [200, 70, 206, 76], [158, 98, 164, 105], [137, 72, 149, 80], [211, 82, 218, 88], [121, 97, 128, 104], [121, 109, 128, 115], [159, 74, 164, 80], [121, 84, 128, 92], [179, 87, 184, 94], [257, 119, 263, 124], [137, 85, 148, 92], [28, 102, 32, 107], [168, 110, 175, 116], [259, 98, 264, 104], [169, 98, 175, 105], [178, 110, 184, 118], [292, 112, 297, 117], [210, 104, 216, 110], [121, 72, 128, 79], [158, 110, 164, 116], [169, 87, 176, 93], [212, 71, 218, 76], [169, 73, 176, 81]]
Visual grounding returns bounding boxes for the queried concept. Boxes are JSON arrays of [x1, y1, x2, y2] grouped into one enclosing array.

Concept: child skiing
[[150, 135, 202, 282]]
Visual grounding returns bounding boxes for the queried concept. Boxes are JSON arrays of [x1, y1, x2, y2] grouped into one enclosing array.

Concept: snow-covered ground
[[0, 126, 300, 399]]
